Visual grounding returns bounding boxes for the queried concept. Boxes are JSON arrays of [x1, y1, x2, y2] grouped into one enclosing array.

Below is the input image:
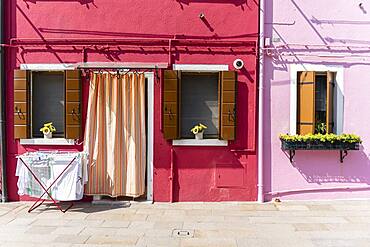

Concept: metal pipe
[[9, 37, 256, 46], [169, 147, 174, 203], [168, 39, 172, 66], [257, 0, 265, 203], [159, 68, 163, 132], [0, 0, 7, 203]]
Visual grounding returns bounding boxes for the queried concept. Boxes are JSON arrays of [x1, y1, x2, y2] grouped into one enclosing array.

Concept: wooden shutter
[[65, 70, 81, 139], [297, 71, 315, 135], [219, 71, 237, 140], [163, 70, 179, 139], [14, 70, 29, 139], [326, 71, 335, 134]]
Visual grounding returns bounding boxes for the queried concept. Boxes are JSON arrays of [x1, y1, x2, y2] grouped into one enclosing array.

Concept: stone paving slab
[[0, 200, 369, 246]]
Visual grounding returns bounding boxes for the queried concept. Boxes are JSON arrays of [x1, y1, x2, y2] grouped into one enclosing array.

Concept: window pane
[[32, 72, 65, 138], [181, 73, 219, 138], [315, 74, 327, 133]]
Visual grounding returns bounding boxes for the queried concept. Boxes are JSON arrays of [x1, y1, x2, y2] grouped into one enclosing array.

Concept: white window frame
[[172, 64, 229, 146], [173, 64, 228, 72], [290, 64, 344, 135], [20, 63, 75, 71], [19, 65, 73, 145]]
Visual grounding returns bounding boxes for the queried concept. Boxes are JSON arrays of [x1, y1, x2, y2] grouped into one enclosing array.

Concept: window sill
[[19, 138, 76, 146], [172, 139, 228, 146]]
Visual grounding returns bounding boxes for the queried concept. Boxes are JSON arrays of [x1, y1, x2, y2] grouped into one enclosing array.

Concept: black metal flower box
[[280, 139, 360, 163], [281, 140, 360, 151]]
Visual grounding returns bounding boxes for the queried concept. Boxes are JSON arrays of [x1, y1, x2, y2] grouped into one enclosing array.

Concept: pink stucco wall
[[264, 0, 370, 200], [5, 1, 259, 201]]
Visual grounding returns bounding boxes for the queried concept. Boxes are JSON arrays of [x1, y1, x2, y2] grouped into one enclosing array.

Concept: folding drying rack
[[18, 152, 78, 213]]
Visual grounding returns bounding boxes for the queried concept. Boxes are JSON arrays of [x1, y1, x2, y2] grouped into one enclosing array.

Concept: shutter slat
[[163, 70, 179, 139], [65, 70, 81, 139], [220, 71, 237, 140], [326, 71, 335, 134], [14, 70, 29, 139], [297, 71, 315, 135]]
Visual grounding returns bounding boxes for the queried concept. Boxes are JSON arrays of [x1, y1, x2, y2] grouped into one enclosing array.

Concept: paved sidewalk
[[0, 200, 370, 247]]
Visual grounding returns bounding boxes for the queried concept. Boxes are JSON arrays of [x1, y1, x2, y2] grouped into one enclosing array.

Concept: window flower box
[[279, 134, 361, 163]]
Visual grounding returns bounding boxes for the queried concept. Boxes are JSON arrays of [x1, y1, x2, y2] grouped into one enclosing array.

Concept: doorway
[[85, 72, 154, 202]]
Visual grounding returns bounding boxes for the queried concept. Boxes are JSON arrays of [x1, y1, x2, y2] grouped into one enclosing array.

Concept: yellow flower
[[40, 127, 50, 135], [199, 123, 207, 131], [40, 122, 56, 134], [191, 123, 208, 134], [191, 126, 199, 134]]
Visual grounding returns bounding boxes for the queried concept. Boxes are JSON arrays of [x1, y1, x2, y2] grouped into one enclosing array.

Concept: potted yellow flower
[[40, 122, 56, 139], [191, 123, 207, 140]]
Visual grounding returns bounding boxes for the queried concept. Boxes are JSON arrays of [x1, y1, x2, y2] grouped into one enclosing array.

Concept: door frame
[[145, 72, 154, 202]]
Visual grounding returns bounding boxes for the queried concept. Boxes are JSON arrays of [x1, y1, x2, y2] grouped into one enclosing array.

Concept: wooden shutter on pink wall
[[326, 71, 335, 134], [219, 71, 237, 140], [163, 70, 180, 140], [65, 70, 81, 139], [297, 71, 316, 135], [14, 70, 29, 139]]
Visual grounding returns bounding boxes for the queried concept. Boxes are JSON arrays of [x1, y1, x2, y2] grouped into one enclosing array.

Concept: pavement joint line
[[83, 234, 92, 244], [77, 226, 87, 235]]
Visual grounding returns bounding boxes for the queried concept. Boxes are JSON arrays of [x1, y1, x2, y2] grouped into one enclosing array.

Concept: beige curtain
[[84, 72, 146, 197]]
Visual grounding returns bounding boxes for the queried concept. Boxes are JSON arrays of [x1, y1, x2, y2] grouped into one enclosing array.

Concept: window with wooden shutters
[[297, 71, 335, 135], [13, 69, 81, 140], [162, 70, 237, 141], [14, 70, 29, 139]]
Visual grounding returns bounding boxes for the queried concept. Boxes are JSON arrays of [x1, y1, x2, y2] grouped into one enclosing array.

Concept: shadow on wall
[[23, 0, 94, 4], [175, 0, 248, 6], [287, 149, 370, 185], [22, 0, 96, 9], [174, 0, 259, 11]]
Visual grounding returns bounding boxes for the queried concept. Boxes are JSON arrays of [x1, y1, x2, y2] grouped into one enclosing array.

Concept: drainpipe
[[257, 0, 265, 203], [169, 147, 174, 203], [0, 0, 7, 203]]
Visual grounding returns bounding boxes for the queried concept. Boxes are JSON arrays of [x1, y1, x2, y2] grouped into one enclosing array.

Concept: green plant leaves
[[279, 133, 362, 144]]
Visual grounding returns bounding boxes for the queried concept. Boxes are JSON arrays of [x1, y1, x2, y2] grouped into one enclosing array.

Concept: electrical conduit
[[257, 0, 265, 203], [0, 0, 7, 203]]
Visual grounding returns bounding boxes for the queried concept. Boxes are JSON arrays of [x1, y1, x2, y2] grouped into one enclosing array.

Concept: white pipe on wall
[[257, 0, 265, 203]]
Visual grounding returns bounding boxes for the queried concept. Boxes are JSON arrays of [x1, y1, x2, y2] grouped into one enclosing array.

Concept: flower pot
[[195, 132, 203, 140], [44, 132, 52, 139]]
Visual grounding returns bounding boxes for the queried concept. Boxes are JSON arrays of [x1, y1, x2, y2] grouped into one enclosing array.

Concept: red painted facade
[[4, 0, 259, 201]]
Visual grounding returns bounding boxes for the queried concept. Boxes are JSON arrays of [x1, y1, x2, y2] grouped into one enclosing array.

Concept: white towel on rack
[[16, 155, 51, 198], [49, 154, 83, 201]]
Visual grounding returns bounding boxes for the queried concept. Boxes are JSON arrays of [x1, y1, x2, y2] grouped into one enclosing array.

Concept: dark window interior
[[315, 73, 327, 133], [31, 71, 65, 138], [180, 73, 219, 138]]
